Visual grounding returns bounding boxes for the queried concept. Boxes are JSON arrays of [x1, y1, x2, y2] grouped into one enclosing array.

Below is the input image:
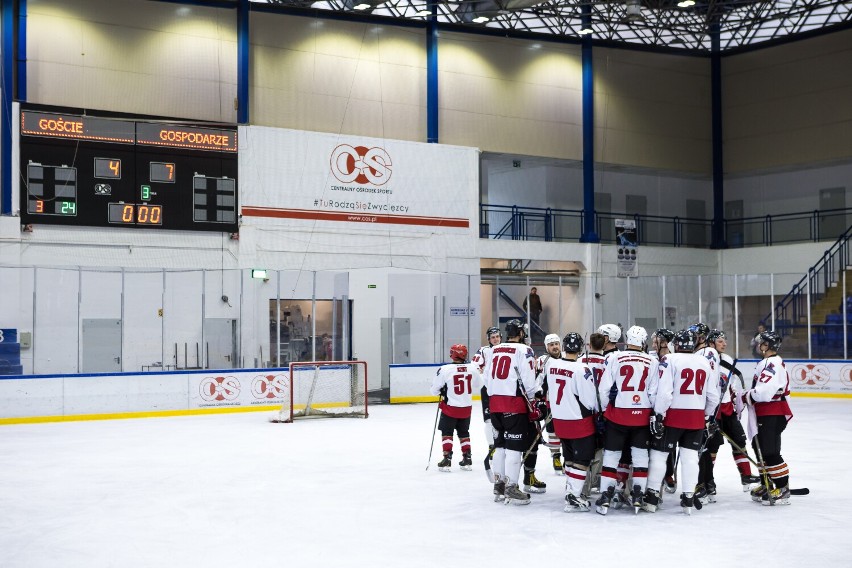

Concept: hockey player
[[483, 319, 539, 505], [650, 328, 677, 492], [598, 324, 622, 358], [473, 326, 502, 481], [741, 330, 793, 505], [595, 325, 658, 515], [580, 332, 607, 498], [543, 332, 598, 512], [430, 344, 481, 472], [643, 329, 720, 515], [696, 330, 760, 502], [538, 334, 564, 476], [650, 328, 675, 359]]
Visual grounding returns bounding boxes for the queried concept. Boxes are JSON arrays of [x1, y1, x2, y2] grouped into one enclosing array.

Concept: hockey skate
[[694, 483, 715, 505], [761, 485, 791, 506], [504, 483, 531, 506], [741, 474, 761, 492], [641, 489, 660, 513], [552, 454, 564, 474], [663, 475, 677, 494], [751, 483, 771, 503], [438, 452, 452, 472], [459, 453, 473, 471], [595, 486, 615, 516], [493, 476, 506, 503], [523, 471, 547, 494], [631, 484, 644, 514], [611, 483, 627, 510], [680, 492, 694, 515], [564, 493, 590, 513]]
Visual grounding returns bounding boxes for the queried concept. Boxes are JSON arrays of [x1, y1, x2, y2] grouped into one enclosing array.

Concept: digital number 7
[[166, 163, 174, 180]]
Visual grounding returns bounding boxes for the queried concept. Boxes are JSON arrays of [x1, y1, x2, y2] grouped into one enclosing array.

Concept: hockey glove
[[595, 414, 607, 436], [537, 400, 549, 419], [439, 385, 448, 403], [527, 402, 542, 422], [740, 391, 753, 406], [650, 413, 665, 439], [705, 416, 720, 437]]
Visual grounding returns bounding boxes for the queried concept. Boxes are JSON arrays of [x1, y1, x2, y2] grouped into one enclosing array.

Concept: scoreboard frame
[[18, 104, 239, 233]]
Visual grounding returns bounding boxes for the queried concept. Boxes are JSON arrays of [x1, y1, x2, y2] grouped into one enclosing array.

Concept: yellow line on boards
[[790, 392, 852, 398], [0, 405, 282, 426], [391, 396, 482, 404]]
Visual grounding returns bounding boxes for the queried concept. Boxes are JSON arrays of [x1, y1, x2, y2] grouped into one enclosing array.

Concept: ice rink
[[1, 397, 849, 568]]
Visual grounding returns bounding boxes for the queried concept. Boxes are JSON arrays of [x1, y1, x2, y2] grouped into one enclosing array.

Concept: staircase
[[769, 225, 852, 355]]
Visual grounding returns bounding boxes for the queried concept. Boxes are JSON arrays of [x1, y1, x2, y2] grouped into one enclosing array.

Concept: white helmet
[[625, 325, 648, 347], [597, 324, 621, 343], [544, 333, 561, 346]]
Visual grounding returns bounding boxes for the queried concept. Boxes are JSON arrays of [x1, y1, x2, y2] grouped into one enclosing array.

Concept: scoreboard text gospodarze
[[19, 105, 238, 232]]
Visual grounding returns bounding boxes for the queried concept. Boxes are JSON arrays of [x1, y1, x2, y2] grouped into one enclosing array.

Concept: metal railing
[[767, 223, 852, 329], [480, 204, 852, 248]]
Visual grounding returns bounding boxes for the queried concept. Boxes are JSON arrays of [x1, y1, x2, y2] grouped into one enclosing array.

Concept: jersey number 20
[[680, 368, 706, 395]]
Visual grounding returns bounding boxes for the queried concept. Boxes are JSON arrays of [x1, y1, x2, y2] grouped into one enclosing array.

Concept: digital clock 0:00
[[107, 203, 163, 225]]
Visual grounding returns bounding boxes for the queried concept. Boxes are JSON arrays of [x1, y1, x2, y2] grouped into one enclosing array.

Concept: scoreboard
[[18, 105, 238, 232]]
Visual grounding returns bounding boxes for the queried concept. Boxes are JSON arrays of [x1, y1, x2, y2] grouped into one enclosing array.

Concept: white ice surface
[[0, 398, 849, 568]]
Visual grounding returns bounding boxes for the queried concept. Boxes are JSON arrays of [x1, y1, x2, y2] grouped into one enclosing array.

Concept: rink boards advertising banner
[[238, 126, 478, 233]]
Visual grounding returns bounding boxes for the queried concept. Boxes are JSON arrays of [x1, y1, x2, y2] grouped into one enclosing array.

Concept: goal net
[[272, 360, 368, 422]]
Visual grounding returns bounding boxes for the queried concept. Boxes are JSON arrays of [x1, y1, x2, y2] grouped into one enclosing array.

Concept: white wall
[[27, 0, 237, 122]]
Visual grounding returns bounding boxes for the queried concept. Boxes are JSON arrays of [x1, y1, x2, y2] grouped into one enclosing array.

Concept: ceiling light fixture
[[677, 0, 696, 7], [416, 9, 431, 16], [472, 16, 490, 23], [578, 27, 594, 35], [353, 3, 371, 9]]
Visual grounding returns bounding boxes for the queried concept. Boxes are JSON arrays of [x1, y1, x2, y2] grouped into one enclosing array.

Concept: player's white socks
[[492, 447, 506, 480], [679, 449, 699, 493], [647, 449, 669, 491], [565, 466, 587, 496], [599, 449, 620, 493], [504, 450, 522, 486], [630, 446, 650, 492]]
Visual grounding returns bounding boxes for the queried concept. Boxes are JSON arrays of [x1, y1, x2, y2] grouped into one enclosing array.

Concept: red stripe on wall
[[242, 206, 469, 228]]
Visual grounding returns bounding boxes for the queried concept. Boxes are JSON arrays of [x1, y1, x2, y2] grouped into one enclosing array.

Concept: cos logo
[[199, 376, 241, 402], [330, 144, 392, 186], [252, 374, 288, 399], [790, 364, 830, 387]]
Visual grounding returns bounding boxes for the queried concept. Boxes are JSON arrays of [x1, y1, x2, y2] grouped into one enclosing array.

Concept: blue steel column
[[237, 0, 249, 124], [16, 0, 24, 101], [1, 0, 14, 214], [710, 19, 725, 248], [426, 1, 438, 143], [579, 5, 598, 243]]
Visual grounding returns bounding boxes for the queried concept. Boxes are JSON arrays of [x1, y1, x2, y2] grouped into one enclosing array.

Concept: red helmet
[[450, 344, 468, 361]]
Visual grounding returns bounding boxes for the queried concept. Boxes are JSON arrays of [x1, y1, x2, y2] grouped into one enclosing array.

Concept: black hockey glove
[[608, 384, 618, 405], [595, 413, 607, 436], [650, 413, 665, 440], [439, 385, 448, 403], [537, 400, 549, 419], [705, 416, 720, 437]]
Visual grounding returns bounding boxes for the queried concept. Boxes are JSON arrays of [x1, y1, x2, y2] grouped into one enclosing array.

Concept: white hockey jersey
[[544, 357, 598, 439], [472, 344, 494, 374], [718, 352, 744, 416], [747, 355, 793, 420], [598, 349, 658, 427], [654, 352, 720, 429], [580, 352, 607, 387], [431, 362, 482, 419], [484, 342, 537, 414]]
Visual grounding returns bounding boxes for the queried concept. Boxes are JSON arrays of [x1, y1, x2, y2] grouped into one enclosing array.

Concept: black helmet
[[689, 323, 710, 341], [654, 328, 675, 342], [706, 329, 726, 345], [673, 329, 696, 353], [562, 332, 584, 354], [756, 330, 782, 352], [505, 319, 527, 339], [486, 326, 501, 341]]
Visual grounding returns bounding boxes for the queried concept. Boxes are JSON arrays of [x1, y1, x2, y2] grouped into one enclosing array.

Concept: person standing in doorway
[[523, 287, 543, 338]]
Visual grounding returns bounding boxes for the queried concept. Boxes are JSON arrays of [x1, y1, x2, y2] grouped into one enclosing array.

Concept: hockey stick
[[514, 365, 546, 461], [425, 399, 441, 471], [751, 435, 776, 505], [719, 430, 808, 495]]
